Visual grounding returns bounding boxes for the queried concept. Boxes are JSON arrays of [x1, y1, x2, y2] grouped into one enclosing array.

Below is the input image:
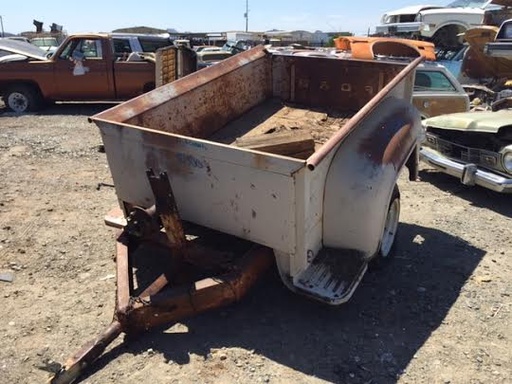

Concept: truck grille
[[425, 133, 500, 170]]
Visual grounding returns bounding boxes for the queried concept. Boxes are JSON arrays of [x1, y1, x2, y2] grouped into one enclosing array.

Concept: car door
[[53, 37, 115, 100], [412, 68, 470, 119], [111, 58, 155, 99]]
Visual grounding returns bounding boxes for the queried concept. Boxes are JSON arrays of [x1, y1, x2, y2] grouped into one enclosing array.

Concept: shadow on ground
[[81, 222, 485, 384], [0, 102, 118, 117], [419, 168, 512, 218]]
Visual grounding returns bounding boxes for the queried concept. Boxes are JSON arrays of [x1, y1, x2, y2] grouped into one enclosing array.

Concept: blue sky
[[1, 0, 450, 36]]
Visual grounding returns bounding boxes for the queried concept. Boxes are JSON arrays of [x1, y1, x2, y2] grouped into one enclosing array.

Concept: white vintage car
[[420, 109, 512, 192], [375, 0, 503, 49]]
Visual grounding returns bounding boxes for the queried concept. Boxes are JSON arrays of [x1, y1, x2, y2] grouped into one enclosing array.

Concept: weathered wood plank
[[234, 130, 315, 158]]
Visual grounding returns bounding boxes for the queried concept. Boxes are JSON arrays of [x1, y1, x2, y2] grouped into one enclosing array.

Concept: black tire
[[371, 184, 401, 268], [143, 82, 155, 93], [4, 85, 43, 113], [431, 25, 463, 50]]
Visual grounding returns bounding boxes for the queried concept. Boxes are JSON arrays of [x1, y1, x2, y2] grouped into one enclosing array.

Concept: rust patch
[[382, 123, 413, 167], [359, 112, 415, 168], [291, 56, 386, 110], [305, 56, 423, 169], [91, 46, 269, 127]]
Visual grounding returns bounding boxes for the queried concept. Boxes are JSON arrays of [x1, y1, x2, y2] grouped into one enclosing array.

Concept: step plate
[[295, 248, 368, 305]]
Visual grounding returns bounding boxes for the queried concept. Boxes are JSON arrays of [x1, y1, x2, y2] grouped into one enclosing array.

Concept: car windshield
[[31, 38, 59, 47], [199, 53, 231, 61], [139, 38, 172, 52], [414, 70, 457, 92], [446, 0, 490, 8]]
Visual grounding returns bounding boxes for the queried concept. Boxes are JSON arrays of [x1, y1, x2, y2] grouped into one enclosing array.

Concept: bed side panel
[[92, 47, 272, 139], [272, 55, 405, 111], [97, 122, 302, 253]]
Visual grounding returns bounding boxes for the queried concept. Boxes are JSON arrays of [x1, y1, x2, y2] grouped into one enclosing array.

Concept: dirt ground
[[0, 101, 510, 384]]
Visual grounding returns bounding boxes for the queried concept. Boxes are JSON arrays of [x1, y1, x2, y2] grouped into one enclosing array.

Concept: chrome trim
[[375, 22, 423, 34], [425, 133, 501, 172], [420, 147, 512, 193]]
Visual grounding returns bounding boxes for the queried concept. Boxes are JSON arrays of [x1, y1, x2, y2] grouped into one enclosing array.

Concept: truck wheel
[[376, 184, 401, 261], [5, 85, 42, 113]]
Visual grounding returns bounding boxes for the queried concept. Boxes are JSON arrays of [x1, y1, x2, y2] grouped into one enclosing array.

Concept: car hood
[[0, 38, 48, 61], [424, 110, 512, 133], [0, 53, 33, 63], [421, 7, 485, 16], [384, 5, 443, 16]]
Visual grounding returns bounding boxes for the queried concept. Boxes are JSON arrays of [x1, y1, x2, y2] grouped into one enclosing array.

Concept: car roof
[[111, 33, 171, 40], [417, 62, 448, 70]]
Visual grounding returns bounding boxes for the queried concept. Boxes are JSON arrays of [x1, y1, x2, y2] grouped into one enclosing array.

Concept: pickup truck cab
[[0, 33, 156, 113], [111, 33, 173, 60], [375, 0, 502, 49], [483, 17, 512, 56], [196, 50, 233, 69]]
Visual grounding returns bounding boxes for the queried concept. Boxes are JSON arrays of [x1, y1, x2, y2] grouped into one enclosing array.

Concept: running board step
[[294, 248, 368, 305]]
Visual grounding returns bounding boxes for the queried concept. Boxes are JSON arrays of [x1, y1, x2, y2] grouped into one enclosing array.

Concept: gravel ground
[[0, 101, 510, 384]]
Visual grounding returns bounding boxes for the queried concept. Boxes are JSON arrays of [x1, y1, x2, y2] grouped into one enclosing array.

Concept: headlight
[[415, 13, 423, 22], [500, 146, 512, 173]]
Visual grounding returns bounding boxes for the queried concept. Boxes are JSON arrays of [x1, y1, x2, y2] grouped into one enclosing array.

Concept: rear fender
[[322, 96, 421, 258]]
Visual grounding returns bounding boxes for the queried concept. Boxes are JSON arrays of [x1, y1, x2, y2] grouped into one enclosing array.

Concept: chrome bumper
[[420, 147, 512, 193], [375, 22, 424, 35]]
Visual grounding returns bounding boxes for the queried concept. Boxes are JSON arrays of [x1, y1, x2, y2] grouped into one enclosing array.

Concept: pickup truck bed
[[51, 44, 424, 384], [92, 45, 422, 305], [209, 98, 354, 148]]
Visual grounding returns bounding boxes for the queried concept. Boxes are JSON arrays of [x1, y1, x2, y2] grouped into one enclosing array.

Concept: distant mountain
[[112, 26, 169, 34]]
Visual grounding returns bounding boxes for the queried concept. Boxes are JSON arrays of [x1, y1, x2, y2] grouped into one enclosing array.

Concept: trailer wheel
[[375, 184, 400, 262], [5, 85, 42, 113]]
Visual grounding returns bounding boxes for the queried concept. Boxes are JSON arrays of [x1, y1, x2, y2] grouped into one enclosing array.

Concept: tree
[[326, 32, 353, 47]]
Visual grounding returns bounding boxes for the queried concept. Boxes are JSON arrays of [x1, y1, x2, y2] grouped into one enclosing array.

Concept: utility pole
[[0, 16, 4, 38], [244, 0, 249, 32]]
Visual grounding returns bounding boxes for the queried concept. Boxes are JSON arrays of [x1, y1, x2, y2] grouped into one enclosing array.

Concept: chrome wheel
[[7, 91, 30, 113], [5, 85, 42, 113], [380, 195, 400, 258]]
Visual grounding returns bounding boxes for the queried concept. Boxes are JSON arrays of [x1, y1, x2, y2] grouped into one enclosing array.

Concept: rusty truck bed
[[209, 98, 355, 150], [91, 46, 420, 253], [51, 44, 422, 384], [94, 45, 412, 161]]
